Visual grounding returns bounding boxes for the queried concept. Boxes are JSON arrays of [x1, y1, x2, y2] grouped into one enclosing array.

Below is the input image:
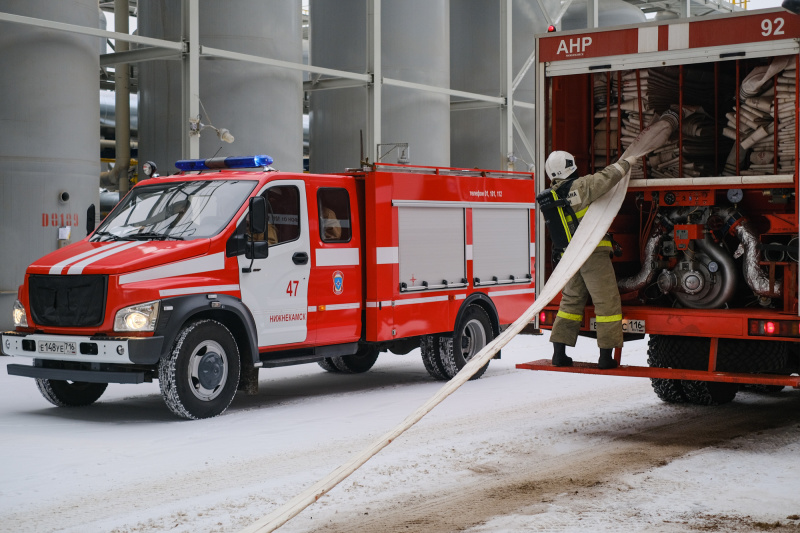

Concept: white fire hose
[[239, 118, 675, 533]]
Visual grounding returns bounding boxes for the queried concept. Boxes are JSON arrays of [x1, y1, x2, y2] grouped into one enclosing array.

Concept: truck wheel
[[421, 335, 448, 381], [318, 358, 342, 373], [158, 319, 240, 420], [647, 335, 689, 403], [715, 338, 787, 373], [682, 379, 739, 405], [331, 346, 379, 373], [35, 379, 107, 407], [440, 305, 494, 380], [649, 335, 739, 406]]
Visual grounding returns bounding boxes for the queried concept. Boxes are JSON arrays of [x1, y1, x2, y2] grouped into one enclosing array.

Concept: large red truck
[[2, 157, 535, 418], [519, 8, 800, 404]]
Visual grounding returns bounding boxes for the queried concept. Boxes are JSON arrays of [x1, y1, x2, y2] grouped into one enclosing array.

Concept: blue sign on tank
[[175, 155, 274, 171]]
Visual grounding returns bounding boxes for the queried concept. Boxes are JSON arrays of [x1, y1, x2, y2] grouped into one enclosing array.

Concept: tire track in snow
[[280, 392, 800, 533]]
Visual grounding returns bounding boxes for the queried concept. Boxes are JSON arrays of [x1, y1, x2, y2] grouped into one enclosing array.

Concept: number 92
[[761, 17, 785, 37]]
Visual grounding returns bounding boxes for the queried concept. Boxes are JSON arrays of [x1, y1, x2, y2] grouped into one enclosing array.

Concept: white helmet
[[545, 151, 577, 180]]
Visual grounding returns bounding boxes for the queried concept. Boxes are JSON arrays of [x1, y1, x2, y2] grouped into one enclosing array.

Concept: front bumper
[[1, 332, 163, 365]]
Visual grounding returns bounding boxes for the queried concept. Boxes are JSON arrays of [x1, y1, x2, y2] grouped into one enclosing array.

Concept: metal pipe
[[618, 231, 664, 293], [733, 220, 783, 299], [114, 0, 130, 195]]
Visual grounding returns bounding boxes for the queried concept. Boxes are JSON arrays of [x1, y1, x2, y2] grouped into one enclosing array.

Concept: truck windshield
[[92, 180, 257, 242]]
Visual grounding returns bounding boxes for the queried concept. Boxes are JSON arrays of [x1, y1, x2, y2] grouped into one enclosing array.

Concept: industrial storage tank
[[561, 0, 647, 30], [138, 0, 303, 173], [450, 1, 553, 171], [0, 0, 100, 329], [309, 0, 450, 173]]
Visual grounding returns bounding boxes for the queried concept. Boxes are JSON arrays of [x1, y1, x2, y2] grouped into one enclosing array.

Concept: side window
[[267, 185, 301, 245], [318, 188, 352, 243]]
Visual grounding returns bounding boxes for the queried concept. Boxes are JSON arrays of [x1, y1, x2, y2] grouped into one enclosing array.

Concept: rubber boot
[[598, 348, 618, 369], [551, 342, 573, 367]]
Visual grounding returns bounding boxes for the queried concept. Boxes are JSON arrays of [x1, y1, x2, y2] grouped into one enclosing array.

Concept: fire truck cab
[[2, 156, 536, 419]]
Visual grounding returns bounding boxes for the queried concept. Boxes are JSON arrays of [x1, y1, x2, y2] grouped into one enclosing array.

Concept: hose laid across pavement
[[240, 118, 674, 533]]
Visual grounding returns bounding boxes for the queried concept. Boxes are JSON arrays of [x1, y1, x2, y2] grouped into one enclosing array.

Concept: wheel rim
[[460, 319, 487, 361], [188, 340, 228, 401]]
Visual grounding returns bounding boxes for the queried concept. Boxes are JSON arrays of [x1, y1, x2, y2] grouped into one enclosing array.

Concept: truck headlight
[[114, 301, 160, 332], [12, 300, 28, 328]]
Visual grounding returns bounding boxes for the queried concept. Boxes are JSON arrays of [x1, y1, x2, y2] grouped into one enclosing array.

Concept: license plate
[[38, 340, 77, 355], [589, 318, 645, 334]]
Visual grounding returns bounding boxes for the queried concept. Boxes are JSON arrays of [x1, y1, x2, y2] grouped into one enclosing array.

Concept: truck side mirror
[[86, 204, 96, 236], [249, 196, 267, 235], [245, 241, 269, 260]]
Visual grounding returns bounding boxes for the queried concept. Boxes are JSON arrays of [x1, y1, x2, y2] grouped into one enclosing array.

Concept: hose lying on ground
[[239, 116, 676, 533]]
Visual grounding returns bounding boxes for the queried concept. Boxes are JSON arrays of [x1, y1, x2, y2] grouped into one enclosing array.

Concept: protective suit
[[542, 152, 632, 369]]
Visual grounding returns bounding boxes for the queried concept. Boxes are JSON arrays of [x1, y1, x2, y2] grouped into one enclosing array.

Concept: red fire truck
[[2, 156, 535, 419], [519, 8, 800, 405]]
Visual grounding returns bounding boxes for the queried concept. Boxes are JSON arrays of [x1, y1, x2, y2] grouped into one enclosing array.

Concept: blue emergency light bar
[[175, 155, 274, 171]]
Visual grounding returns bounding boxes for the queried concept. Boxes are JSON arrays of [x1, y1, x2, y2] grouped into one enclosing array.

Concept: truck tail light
[[748, 319, 800, 338], [539, 310, 557, 326]]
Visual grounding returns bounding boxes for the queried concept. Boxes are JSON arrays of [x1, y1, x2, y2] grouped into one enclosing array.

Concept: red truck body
[[2, 160, 536, 418], [520, 9, 800, 402]]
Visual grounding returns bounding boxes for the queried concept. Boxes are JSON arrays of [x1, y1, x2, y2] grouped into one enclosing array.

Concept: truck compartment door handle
[[292, 252, 309, 265]]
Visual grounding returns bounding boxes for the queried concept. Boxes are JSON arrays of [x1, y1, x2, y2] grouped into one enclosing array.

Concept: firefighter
[[541, 151, 635, 369]]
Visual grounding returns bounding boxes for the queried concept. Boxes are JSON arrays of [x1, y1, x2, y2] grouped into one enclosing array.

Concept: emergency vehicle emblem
[[333, 270, 344, 295]]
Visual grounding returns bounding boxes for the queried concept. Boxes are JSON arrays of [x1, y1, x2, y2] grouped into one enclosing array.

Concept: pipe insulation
[[237, 116, 675, 533]]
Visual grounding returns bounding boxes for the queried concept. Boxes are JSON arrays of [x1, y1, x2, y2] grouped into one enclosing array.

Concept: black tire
[[647, 335, 690, 403], [158, 319, 241, 420], [331, 346, 379, 373], [682, 379, 739, 405], [421, 335, 449, 381], [318, 358, 342, 373], [440, 305, 494, 380], [35, 379, 107, 407], [647, 335, 741, 406]]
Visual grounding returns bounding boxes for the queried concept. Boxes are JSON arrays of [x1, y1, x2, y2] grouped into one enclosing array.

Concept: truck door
[[238, 180, 312, 347]]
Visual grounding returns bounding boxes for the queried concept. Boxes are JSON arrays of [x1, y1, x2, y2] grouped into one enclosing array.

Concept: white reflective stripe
[[487, 287, 535, 296], [530, 243, 535, 258], [376, 247, 399, 264], [393, 295, 449, 306], [323, 302, 361, 311], [393, 200, 536, 209], [669, 23, 689, 50], [66, 241, 144, 274], [49, 241, 129, 275], [455, 294, 467, 300], [638, 26, 658, 53], [159, 284, 240, 297], [316, 248, 360, 267], [120, 252, 225, 285], [308, 306, 317, 312], [466, 244, 473, 260], [366, 301, 380, 308]]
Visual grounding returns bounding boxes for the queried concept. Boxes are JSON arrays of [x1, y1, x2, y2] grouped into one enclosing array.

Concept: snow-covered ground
[[2, 333, 800, 533]]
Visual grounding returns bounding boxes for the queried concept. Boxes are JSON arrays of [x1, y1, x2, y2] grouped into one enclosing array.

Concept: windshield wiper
[[127, 231, 184, 241], [90, 230, 125, 242]]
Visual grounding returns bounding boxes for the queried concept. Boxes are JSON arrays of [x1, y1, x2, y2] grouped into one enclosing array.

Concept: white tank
[[450, 1, 554, 171], [138, 0, 303, 174], [0, 0, 100, 328], [309, 0, 450, 173], [561, 0, 647, 30]]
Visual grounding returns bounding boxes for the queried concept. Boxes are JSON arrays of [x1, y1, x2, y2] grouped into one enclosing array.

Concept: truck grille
[[28, 275, 107, 327]]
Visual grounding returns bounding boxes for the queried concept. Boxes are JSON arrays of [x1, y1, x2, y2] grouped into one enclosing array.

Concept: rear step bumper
[[516, 359, 800, 388]]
